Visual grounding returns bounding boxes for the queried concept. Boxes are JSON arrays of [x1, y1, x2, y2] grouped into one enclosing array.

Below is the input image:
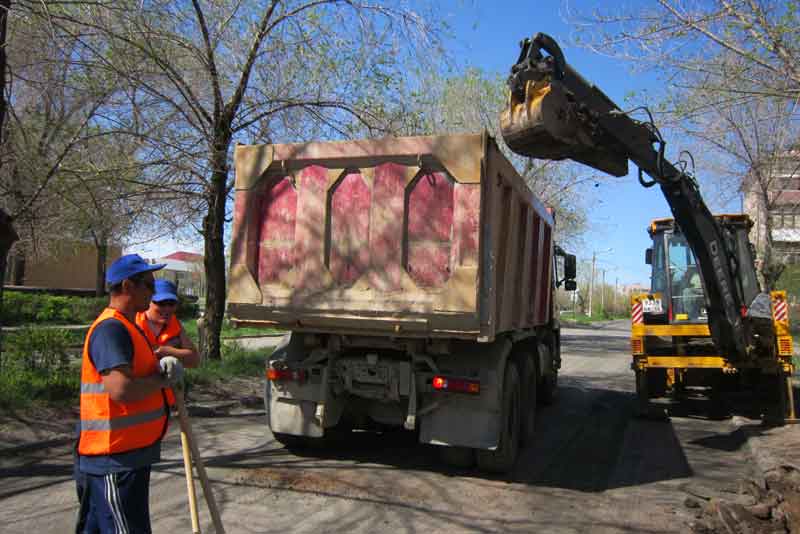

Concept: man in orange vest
[[137, 279, 200, 369], [76, 254, 183, 533]]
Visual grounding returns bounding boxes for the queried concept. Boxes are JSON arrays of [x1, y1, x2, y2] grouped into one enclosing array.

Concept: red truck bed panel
[[228, 133, 554, 340]]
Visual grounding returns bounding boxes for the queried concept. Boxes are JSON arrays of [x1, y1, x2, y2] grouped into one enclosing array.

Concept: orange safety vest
[[136, 312, 182, 406], [136, 312, 182, 348], [78, 308, 169, 456]]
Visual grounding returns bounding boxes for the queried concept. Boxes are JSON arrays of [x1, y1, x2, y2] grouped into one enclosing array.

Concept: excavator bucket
[[499, 34, 632, 177]]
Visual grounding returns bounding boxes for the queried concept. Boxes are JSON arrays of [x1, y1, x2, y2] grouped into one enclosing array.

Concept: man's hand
[[155, 345, 177, 358], [159, 356, 184, 386]]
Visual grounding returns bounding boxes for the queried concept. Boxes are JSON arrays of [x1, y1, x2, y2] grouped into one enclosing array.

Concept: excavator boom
[[500, 33, 773, 363]]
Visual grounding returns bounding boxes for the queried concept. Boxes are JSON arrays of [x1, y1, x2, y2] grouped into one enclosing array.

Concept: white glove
[[159, 356, 184, 386]]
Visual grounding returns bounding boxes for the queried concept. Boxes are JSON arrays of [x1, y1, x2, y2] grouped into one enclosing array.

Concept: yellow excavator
[[498, 33, 796, 422]]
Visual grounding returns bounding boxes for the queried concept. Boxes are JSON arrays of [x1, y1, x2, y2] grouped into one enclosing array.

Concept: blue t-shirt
[[79, 318, 164, 475]]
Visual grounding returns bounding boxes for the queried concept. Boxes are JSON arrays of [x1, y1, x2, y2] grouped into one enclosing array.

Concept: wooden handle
[[180, 428, 201, 534], [175, 390, 226, 534]]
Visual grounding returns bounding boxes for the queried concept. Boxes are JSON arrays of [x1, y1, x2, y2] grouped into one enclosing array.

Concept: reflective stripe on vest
[[135, 312, 181, 407], [78, 308, 168, 456]]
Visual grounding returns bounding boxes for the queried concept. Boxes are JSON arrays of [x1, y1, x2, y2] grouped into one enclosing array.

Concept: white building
[[151, 251, 205, 297]]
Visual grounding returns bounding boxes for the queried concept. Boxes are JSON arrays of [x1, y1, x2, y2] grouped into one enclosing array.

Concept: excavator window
[[666, 233, 706, 322], [650, 234, 667, 294]]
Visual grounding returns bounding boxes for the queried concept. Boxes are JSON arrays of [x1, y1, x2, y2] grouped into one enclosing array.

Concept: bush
[[177, 295, 199, 320], [185, 342, 269, 388], [0, 327, 81, 407], [1, 291, 106, 325]]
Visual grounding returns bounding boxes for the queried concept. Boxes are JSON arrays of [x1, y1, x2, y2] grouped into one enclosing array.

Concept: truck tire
[[537, 343, 557, 405], [273, 432, 312, 449], [273, 424, 352, 450], [439, 446, 476, 468], [520, 353, 537, 447], [476, 361, 521, 473]]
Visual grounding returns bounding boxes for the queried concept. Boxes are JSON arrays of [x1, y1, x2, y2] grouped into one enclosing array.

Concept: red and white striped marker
[[773, 298, 788, 322], [632, 301, 644, 324]]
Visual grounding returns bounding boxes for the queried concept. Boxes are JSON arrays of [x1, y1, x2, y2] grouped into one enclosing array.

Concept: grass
[[0, 340, 272, 409], [5, 318, 283, 348], [184, 342, 271, 388], [182, 319, 284, 340]]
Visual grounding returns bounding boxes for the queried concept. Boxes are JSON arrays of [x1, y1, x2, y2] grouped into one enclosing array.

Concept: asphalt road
[[0, 321, 758, 533]]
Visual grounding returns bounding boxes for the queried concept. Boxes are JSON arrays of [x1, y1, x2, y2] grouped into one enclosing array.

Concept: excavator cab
[[645, 216, 759, 326]]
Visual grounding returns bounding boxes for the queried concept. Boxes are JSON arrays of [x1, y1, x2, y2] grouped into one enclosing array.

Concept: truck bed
[[227, 133, 554, 341]]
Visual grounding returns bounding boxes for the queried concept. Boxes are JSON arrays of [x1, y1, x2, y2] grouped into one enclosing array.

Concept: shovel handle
[[176, 389, 226, 534]]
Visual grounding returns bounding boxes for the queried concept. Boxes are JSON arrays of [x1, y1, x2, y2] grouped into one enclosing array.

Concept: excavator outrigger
[[500, 33, 795, 421]]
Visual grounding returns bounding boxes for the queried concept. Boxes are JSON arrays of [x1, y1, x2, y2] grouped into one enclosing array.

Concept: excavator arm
[[500, 33, 774, 363]]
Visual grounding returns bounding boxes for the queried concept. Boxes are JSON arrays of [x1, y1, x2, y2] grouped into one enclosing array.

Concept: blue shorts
[[79, 466, 152, 534]]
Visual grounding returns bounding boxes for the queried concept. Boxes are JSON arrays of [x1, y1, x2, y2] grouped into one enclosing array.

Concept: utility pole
[[614, 277, 618, 317], [588, 252, 596, 318], [601, 268, 606, 317]]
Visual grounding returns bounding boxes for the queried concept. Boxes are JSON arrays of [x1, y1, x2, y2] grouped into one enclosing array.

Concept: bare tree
[[569, 0, 800, 285], [397, 67, 591, 245], [25, 0, 446, 360]]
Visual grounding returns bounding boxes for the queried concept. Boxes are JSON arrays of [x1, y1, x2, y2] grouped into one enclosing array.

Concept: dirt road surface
[[0, 321, 765, 533]]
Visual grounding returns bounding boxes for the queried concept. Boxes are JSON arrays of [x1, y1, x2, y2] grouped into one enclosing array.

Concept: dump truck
[[630, 215, 795, 419], [497, 32, 795, 422], [227, 133, 577, 472]]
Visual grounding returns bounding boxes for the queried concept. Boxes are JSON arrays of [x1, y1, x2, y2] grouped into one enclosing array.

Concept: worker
[[76, 254, 184, 534], [136, 279, 201, 369], [682, 265, 704, 320]]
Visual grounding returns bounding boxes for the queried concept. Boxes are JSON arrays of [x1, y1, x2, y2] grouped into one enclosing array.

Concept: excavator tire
[[646, 368, 668, 398], [476, 361, 521, 473]]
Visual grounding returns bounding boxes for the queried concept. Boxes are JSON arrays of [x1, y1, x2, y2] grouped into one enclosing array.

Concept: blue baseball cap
[[152, 279, 178, 303], [106, 254, 166, 285]]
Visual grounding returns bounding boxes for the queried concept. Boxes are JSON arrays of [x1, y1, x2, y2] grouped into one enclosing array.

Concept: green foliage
[[775, 265, 800, 300], [176, 296, 199, 320], [1, 291, 107, 326], [0, 327, 81, 407], [184, 343, 271, 388]]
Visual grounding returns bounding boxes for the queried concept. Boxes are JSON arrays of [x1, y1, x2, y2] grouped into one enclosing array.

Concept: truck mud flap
[[268, 397, 324, 438], [418, 337, 512, 450]]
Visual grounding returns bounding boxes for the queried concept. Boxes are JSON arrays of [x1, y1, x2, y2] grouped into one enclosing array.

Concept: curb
[[731, 415, 800, 482], [0, 436, 73, 457]]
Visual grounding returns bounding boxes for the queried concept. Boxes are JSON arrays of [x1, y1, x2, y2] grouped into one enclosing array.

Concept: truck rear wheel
[[476, 361, 521, 473], [439, 446, 476, 468], [273, 424, 352, 450], [537, 343, 557, 405]]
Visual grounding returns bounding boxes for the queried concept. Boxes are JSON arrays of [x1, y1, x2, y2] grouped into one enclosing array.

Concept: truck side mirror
[[564, 254, 577, 280], [645, 248, 653, 265], [564, 279, 577, 291]]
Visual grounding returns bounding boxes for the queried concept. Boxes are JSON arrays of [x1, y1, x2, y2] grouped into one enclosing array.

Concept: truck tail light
[[432, 376, 480, 394], [267, 368, 307, 383]]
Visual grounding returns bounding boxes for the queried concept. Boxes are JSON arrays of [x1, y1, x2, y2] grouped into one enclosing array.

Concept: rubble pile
[[688, 467, 800, 534]]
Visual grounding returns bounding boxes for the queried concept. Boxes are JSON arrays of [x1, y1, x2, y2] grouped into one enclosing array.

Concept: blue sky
[[137, 0, 735, 288]]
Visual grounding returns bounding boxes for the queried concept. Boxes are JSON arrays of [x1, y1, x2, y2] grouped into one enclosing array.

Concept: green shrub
[[177, 296, 199, 320], [1, 291, 106, 325], [185, 343, 270, 388], [0, 327, 81, 407]]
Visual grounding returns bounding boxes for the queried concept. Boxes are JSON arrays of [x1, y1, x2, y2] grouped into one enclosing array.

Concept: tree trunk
[[0, 208, 19, 367], [201, 145, 230, 361], [95, 238, 107, 297]]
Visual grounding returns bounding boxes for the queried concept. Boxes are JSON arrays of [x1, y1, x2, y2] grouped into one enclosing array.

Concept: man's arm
[[155, 327, 201, 368], [101, 366, 167, 403]]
